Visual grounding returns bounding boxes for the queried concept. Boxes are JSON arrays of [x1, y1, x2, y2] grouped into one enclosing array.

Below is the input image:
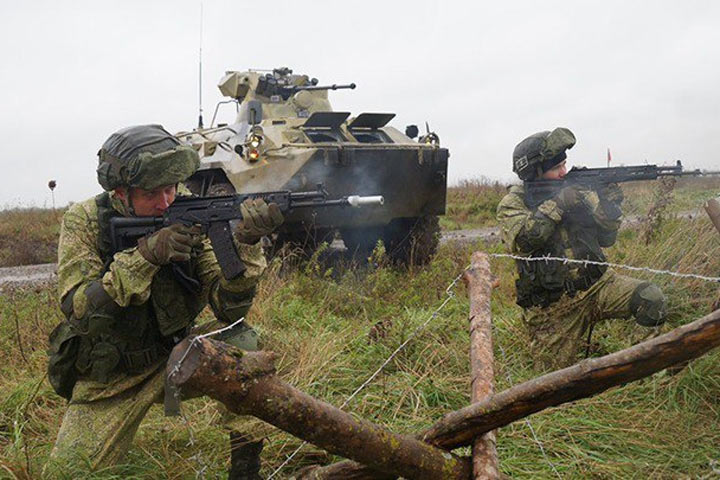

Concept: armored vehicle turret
[[178, 67, 448, 265]]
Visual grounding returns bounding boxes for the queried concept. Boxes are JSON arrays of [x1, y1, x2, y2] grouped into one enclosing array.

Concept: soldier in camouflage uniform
[[45, 125, 283, 478], [496, 128, 667, 370]]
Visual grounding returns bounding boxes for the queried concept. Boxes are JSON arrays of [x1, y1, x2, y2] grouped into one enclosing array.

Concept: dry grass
[[1, 180, 720, 478], [442, 177, 509, 230], [0, 208, 63, 267]]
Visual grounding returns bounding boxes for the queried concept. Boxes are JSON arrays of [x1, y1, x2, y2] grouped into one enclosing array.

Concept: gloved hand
[[137, 224, 203, 265], [234, 198, 284, 244], [598, 182, 624, 205], [553, 185, 586, 212]]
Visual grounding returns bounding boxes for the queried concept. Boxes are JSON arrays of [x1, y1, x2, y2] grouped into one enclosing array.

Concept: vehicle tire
[[271, 227, 335, 259], [382, 216, 440, 266], [340, 226, 385, 261], [341, 216, 440, 267]]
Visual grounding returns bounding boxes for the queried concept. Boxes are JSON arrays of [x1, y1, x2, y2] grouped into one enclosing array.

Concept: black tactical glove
[[598, 182, 624, 205], [234, 198, 284, 245], [137, 224, 203, 265], [554, 185, 585, 212]]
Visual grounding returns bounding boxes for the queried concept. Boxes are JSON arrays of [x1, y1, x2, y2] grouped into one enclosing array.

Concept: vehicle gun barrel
[[284, 83, 356, 92]]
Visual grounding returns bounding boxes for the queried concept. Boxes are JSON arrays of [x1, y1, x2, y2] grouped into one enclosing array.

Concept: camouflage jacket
[[496, 184, 622, 308], [49, 187, 267, 399]]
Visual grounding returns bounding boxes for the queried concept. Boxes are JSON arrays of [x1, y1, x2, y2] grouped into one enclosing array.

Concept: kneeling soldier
[[46, 125, 283, 478], [497, 128, 667, 370]]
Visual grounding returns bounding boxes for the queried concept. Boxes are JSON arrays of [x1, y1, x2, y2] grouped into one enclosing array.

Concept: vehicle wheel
[[340, 226, 385, 261], [271, 227, 335, 259], [382, 216, 440, 266]]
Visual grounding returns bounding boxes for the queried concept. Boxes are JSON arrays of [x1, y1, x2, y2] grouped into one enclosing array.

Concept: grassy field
[[0, 208, 63, 267], [2, 176, 718, 268], [442, 176, 720, 230], [1, 179, 720, 479]]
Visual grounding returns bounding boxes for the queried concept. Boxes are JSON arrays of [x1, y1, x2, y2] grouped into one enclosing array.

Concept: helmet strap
[[112, 187, 136, 217], [126, 190, 137, 216]]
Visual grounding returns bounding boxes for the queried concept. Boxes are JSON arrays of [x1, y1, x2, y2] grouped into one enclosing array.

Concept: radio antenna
[[197, 2, 204, 129]]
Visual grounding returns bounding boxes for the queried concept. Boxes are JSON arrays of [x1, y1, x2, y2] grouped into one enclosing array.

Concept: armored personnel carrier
[[178, 67, 448, 265]]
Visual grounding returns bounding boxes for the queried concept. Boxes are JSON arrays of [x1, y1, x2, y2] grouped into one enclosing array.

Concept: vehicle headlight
[[249, 134, 263, 149], [244, 129, 264, 163]]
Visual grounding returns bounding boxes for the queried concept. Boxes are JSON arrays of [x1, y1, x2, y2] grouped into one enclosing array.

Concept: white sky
[[2, 0, 720, 208]]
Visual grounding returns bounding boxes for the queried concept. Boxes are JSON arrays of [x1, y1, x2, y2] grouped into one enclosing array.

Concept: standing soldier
[[46, 125, 283, 478], [496, 128, 667, 370]]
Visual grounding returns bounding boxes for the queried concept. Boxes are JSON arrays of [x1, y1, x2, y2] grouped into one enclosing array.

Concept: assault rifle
[[525, 160, 703, 207], [109, 185, 384, 280]]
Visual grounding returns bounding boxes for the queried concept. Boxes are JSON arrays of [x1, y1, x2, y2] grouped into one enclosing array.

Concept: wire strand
[[267, 267, 469, 479], [490, 253, 720, 283]]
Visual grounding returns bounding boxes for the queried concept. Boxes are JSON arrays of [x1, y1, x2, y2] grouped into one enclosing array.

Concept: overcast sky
[[2, 0, 719, 208]]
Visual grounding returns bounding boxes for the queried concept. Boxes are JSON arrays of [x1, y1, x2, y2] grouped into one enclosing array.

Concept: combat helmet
[[512, 127, 576, 181], [97, 124, 200, 191]]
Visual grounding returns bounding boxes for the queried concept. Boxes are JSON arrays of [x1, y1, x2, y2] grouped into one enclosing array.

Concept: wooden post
[[463, 252, 499, 479], [302, 308, 720, 479], [167, 338, 471, 480], [422, 308, 720, 449], [704, 197, 720, 235]]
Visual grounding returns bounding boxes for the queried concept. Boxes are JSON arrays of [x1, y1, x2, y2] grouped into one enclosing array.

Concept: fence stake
[[464, 252, 499, 479]]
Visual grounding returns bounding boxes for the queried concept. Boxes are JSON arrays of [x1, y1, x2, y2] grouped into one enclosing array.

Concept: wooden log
[[704, 197, 720, 235], [422, 308, 720, 449], [464, 252, 499, 479], [167, 338, 471, 480], [304, 308, 720, 479]]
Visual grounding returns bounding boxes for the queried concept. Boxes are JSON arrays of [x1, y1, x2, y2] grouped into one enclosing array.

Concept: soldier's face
[[116, 184, 177, 216], [541, 160, 567, 180]]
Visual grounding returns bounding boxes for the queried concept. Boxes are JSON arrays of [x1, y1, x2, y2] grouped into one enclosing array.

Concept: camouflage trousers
[[523, 270, 656, 371], [44, 321, 261, 475]]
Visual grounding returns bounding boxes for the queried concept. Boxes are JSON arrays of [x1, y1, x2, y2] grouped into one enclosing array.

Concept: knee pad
[[630, 282, 667, 327]]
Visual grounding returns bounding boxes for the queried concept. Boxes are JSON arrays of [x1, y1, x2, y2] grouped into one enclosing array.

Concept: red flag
[[607, 148, 612, 167]]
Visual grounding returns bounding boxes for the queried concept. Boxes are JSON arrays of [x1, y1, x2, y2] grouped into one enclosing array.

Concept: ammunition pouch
[[515, 222, 607, 308], [515, 257, 567, 309], [212, 285, 257, 325], [47, 321, 81, 400]]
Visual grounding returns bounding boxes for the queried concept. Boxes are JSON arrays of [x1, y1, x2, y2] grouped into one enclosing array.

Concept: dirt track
[[0, 209, 703, 292], [0, 228, 500, 292], [0, 263, 58, 293]]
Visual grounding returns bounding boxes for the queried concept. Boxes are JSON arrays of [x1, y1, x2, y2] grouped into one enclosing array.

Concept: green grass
[[441, 177, 508, 230], [1, 179, 720, 478], [1, 177, 718, 268]]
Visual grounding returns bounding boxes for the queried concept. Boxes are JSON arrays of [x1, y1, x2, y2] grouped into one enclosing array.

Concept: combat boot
[[229, 431, 263, 480]]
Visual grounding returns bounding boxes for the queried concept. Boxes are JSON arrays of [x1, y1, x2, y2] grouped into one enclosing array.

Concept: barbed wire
[[489, 245, 720, 477], [169, 245, 720, 478], [495, 341, 562, 479], [267, 266, 469, 479], [166, 317, 247, 479], [490, 253, 720, 283]]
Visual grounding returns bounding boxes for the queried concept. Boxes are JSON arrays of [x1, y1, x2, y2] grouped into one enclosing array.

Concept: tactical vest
[[48, 194, 207, 398], [515, 207, 607, 309]]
